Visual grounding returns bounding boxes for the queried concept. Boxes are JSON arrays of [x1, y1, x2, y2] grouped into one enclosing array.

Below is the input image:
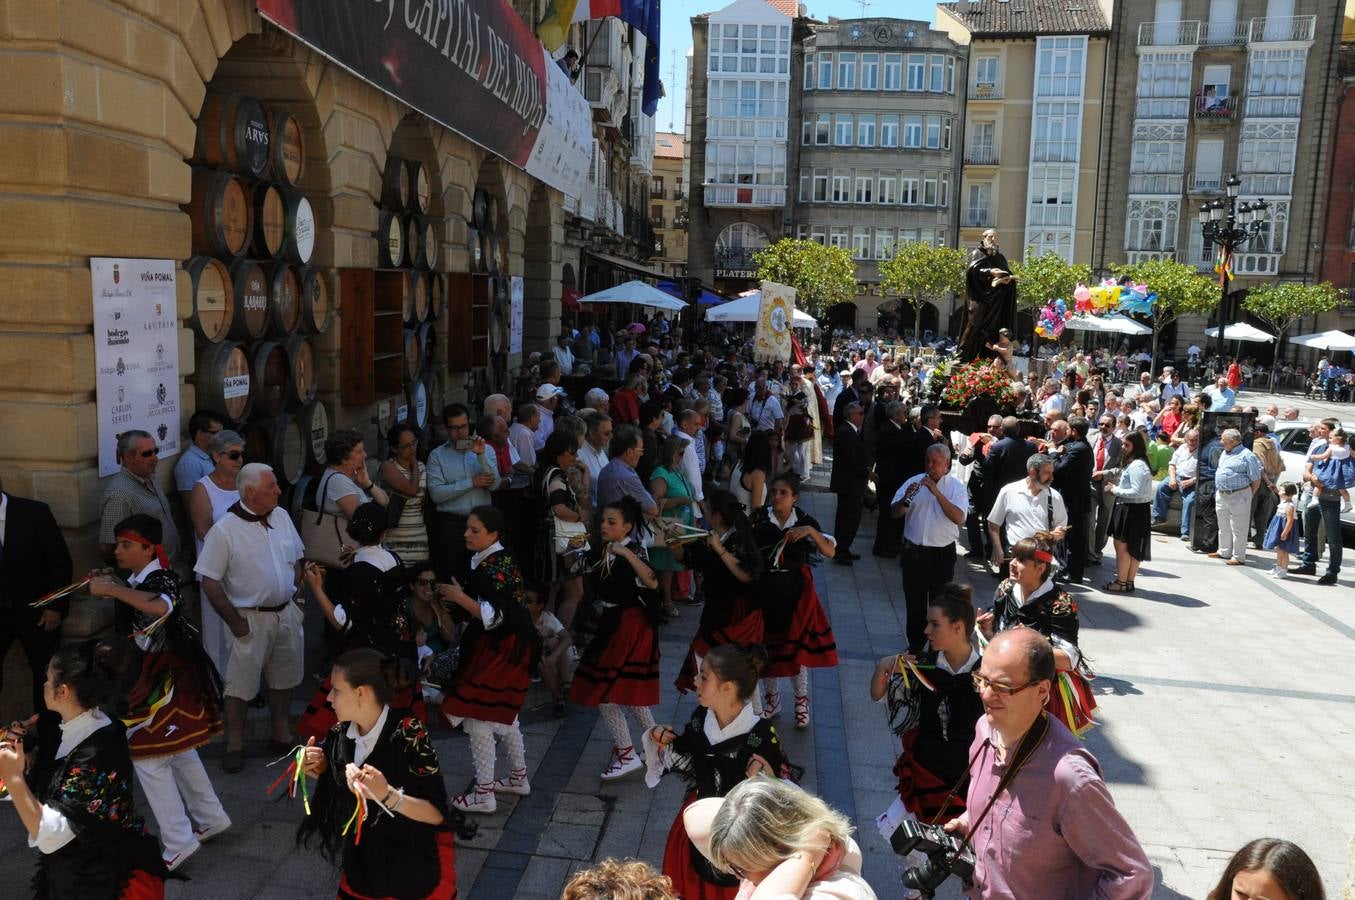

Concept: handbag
[[553, 518, 589, 556], [301, 472, 351, 568]]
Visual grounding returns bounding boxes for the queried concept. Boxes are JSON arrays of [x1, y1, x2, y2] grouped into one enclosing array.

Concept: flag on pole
[[538, 0, 662, 117], [1214, 247, 1234, 284]]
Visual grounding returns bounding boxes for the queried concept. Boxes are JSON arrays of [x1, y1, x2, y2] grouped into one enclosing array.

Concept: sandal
[[1103, 580, 1135, 594]]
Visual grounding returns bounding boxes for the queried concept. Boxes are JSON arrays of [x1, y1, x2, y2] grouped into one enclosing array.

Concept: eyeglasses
[[971, 672, 1040, 696], [414, 577, 436, 588], [726, 861, 748, 881], [223, 450, 244, 461], [138, 447, 159, 458], [395, 441, 418, 450]]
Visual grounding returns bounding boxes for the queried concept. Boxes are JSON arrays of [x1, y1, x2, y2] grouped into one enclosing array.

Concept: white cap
[[536, 384, 566, 402]]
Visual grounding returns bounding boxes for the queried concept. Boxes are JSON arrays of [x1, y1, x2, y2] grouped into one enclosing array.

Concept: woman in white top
[[321, 429, 389, 519], [187, 428, 244, 673], [1106, 430, 1155, 593], [729, 431, 773, 514], [379, 424, 429, 561]]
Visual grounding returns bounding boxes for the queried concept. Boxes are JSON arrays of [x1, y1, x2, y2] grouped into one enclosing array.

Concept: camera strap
[[928, 712, 1051, 857]]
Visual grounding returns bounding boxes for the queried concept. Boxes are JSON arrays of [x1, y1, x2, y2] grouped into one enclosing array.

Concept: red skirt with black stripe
[[893, 729, 965, 821], [441, 632, 532, 725], [762, 567, 838, 678], [570, 606, 660, 708], [119, 870, 165, 900], [298, 677, 428, 741], [125, 651, 222, 759], [674, 599, 764, 694], [662, 794, 740, 900], [337, 829, 457, 899]]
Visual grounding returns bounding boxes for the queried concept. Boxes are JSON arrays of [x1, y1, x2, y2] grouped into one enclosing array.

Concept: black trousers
[[900, 542, 957, 652], [873, 482, 905, 553], [1063, 507, 1089, 584], [834, 487, 865, 555], [0, 605, 61, 713], [1192, 482, 1219, 553], [434, 512, 471, 584]]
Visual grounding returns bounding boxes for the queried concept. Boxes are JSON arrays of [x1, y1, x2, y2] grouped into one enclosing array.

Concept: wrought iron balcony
[[713, 247, 763, 273], [1137, 20, 1202, 48], [702, 184, 787, 208], [1194, 95, 1237, 121], [1249, 15, 1316, 43], [1188, 172, 1224, 194], [971, 82, 1002, 100], [964, 151, 998, 166], [962, 211, 993, 228], [1200, 21, 1250, 45]]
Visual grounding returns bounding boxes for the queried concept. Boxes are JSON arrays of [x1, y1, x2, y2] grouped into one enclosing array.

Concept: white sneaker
[[163, 839, 202, 872], [492, 772, 531, 796], [1343, 500, 1353, 513], [451, 787, 497, 814], [1270, 568, 1286, 579], [193, 819, 232, 843], [600, 747, 643, 781]]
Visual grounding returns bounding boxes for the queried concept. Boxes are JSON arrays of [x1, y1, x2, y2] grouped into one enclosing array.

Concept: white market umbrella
[[1063, 314, 1151, 335], [1289, 329, 1355, 351], [1204, 322, 1275, 343], [705, 292, 818, 328], [578, 279, 686, 311]]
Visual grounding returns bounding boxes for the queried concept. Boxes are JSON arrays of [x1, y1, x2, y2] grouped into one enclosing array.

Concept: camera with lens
[[889, 819, 975, 897]]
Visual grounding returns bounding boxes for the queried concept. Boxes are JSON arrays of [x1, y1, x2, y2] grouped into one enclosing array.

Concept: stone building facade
[[791, 18, 965, 333], [650, 132, 690, 277]]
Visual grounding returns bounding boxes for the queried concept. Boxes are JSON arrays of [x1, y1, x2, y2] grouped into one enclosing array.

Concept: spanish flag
[[538, 0, 663, 116]]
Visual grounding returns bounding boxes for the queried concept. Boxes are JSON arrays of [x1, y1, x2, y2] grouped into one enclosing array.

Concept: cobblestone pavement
[[1, 388, 1352, 898]]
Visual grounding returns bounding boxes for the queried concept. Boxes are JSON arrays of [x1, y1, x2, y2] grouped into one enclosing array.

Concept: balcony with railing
[[1194, 95, 1237, 121], [623, 205, 656, 256], [1249, 15, 1316, 43], [1128, 173, 1184, 195], [962, 210, 993, 228], [1125, 249, 1186, 265], [971, 82, 1003, 100], [1232, 252, 1281, 275], [1200, 20, 1250, 46], [964, 150, 999, 166], [1244, 94, 1302, 117], [702, 183, 787, 207], [1188, 172, 1224, 194], [1135, 97, 1191, 119], [671, 187, 686, 201], [1138, 20, 1201, 48], [1237, 172, 1293, 195]]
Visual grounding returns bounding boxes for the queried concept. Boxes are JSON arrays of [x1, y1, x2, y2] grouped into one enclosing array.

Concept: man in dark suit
[[1087, 413, 1123, 566], [981, 416, 1037, 498], [831, 402, 869, 565], [0, 479, 74, 711], [833, 369, 870, 431], [1051, 416, 1095, 584], [872, 400, 911, 557]]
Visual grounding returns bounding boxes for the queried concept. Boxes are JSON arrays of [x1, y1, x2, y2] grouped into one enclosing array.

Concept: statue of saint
[[957, 229, 1017, 363]]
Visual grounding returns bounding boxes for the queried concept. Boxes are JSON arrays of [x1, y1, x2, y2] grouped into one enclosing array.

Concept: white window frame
[[883, 53, 903, 91], [877, 175, 897, 204], [906, 54, 925, 91], [831, 170, 850, 202], [903, 116, 922, 148], [851, 227, 870, 259], [818, 52, 834, 89], [879, 115, 899, 147], [857, 116, 876, 147], [901, 177, 919, 204], [854, 173, 873, 204], [837, 52, 857, 90], [834, 114, 854, 146], [861, 53, 879, 90]]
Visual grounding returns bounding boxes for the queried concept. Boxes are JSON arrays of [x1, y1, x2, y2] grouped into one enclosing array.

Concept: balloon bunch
[[1035, 298, 1070, 339], [1115, 283, 1157, 317], [1072, 279, 1125, 314]]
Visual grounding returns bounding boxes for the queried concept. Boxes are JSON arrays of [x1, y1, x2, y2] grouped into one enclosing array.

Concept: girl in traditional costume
[[750, 473, 839, 729], [568, 497, 661, 781], [299, 648, 477, 898]]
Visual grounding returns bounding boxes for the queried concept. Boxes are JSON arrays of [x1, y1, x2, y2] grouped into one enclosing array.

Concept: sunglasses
[[138, 447, 159, 458], [223, 450, 244, 461], [414, 577, 437, 588]]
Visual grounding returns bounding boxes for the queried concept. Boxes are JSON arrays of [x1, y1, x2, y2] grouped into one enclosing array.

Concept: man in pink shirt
[[946, 628, 1152, 899]]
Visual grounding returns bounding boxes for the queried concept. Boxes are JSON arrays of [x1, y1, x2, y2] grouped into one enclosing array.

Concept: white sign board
[[510, 276, 524, 354], [753, 280, 796, 364], [92, 258, 181, 477]]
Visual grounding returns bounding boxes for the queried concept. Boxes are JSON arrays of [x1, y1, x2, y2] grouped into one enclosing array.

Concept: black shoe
[[1291, 564, 1317, 576], [1317, 572, 1338, 585], [872, 548, 899, 558], [843, 550, 861, 561], [1087, 558, 1103, 567], [834, 556, 854, 566]]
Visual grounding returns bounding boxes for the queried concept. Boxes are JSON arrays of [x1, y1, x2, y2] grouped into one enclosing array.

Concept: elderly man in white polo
[[195, 463, 306, 774]]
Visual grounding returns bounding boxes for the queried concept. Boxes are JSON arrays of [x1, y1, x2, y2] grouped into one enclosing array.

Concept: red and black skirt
[[662, 794, 741, 900], [1049, 669, 1097, 738], [893, 729, 965, 821], [125, 651, 222, 759], [441, 632, 532, 726], [570, 605, 660, 708], [675, 598, 764, 694], [299, 677, 427, 741], [337, 829, 457, 900], [762, 567, 838, 678]]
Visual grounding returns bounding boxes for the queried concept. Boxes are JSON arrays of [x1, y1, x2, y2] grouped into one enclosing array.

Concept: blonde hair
[[561, 859, 676, 900], [707, 779, 853, 876]]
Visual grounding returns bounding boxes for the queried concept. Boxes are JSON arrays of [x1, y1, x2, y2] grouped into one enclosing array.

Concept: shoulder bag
[[301, 472, 351, 568]]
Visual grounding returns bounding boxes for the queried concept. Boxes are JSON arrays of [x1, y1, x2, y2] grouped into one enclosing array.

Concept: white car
[[1269, 421, 1355, 536]]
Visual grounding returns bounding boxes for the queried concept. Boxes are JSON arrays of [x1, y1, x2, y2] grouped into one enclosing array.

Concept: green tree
[[877, 242, 967, 338], [1010, 248, 1092, 311], [1111, 258, 1219, 368], [1242, 281, 1344, 389], [753, 239, 858, 319]]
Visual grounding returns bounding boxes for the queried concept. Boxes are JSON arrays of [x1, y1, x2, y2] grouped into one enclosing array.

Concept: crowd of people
[[0, 315, 1340, 899]]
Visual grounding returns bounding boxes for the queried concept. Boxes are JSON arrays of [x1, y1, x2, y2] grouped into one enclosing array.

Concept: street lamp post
[[1198, 174, 1269, 373]]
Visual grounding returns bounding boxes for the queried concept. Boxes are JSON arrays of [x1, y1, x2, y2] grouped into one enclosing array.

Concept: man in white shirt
[[195, 463, 305, 773], [1205, 376, 1236, 412], [578, 413, 612, 506], [533, 384, 565, 450], [987, 453, 1068, 571], [891, 444, 969, 652], [1126, 371, 1158, 403], [552, 334, 575, 376], [508, 403, 539, 468], [747, 376, 784, 434], [673, 409, 707, 516], [1152, 428, 1198, 537], [1039, 381, 1066, 417]]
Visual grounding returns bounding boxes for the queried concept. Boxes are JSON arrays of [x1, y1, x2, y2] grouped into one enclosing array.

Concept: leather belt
[[246, 602, 290, 613], [1219, 486, 1250, 495], [902, 540, 950, 551]]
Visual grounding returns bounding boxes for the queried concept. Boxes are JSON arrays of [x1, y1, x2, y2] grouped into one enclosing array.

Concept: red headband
[[116, 530, 170, 570], [1032, 549, 1055, 564]]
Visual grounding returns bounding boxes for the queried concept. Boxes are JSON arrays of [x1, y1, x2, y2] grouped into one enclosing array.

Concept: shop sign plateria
[[257, 0, 592, 201]]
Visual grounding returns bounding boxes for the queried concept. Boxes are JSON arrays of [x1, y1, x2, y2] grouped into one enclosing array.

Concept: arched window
[[714, 222, 769, 269]]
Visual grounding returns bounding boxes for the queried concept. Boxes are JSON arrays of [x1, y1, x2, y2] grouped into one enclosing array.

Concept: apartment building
[[1313, 7, 1355, 302], [651, 133, 690, 276], [688, 0, 798, 295], [937, 0, 1113, 266], [791, 18, 965, 331]]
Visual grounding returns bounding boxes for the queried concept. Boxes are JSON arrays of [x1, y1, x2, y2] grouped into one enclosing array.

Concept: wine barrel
[[472, 187, 489, 229], [379, 210, 405, 267], [251, 181, 286, 259], [408, 159, 430, 215], [412, 271, 431, 323], [197, 341, 253, 423], [196, 93, 271, 178], [185, 256, 233, 344], [406, 378, 430, 432], [284, 334, 317, 408], [467, 227, 483, 272], [297, 400, 331, 466], [227, 259, 269, 341], [417, 322, 436, 372], [299, 266, 333, 334], [420, 371, 440, 423], [190, 169, 252, 258], [402, 329, 422, 383], [251, 340, 290, 418], [429, 272, 445, 321], [420, 217, 439, 270], [268, 106, 306, 189], [244, 415, 306, 485], [376, 396, 400, 436], [485, 194, 499, 233], [283, 192, 315, 266], [382, 154, 409, 210], [404, 215, 419, 269], [495, 236, 509, 276], [263, 262, 301, 337], [485, 235, 500, 274]]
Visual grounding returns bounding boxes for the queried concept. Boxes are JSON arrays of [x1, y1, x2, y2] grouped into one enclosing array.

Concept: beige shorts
[[223, 602, 305, 699]]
